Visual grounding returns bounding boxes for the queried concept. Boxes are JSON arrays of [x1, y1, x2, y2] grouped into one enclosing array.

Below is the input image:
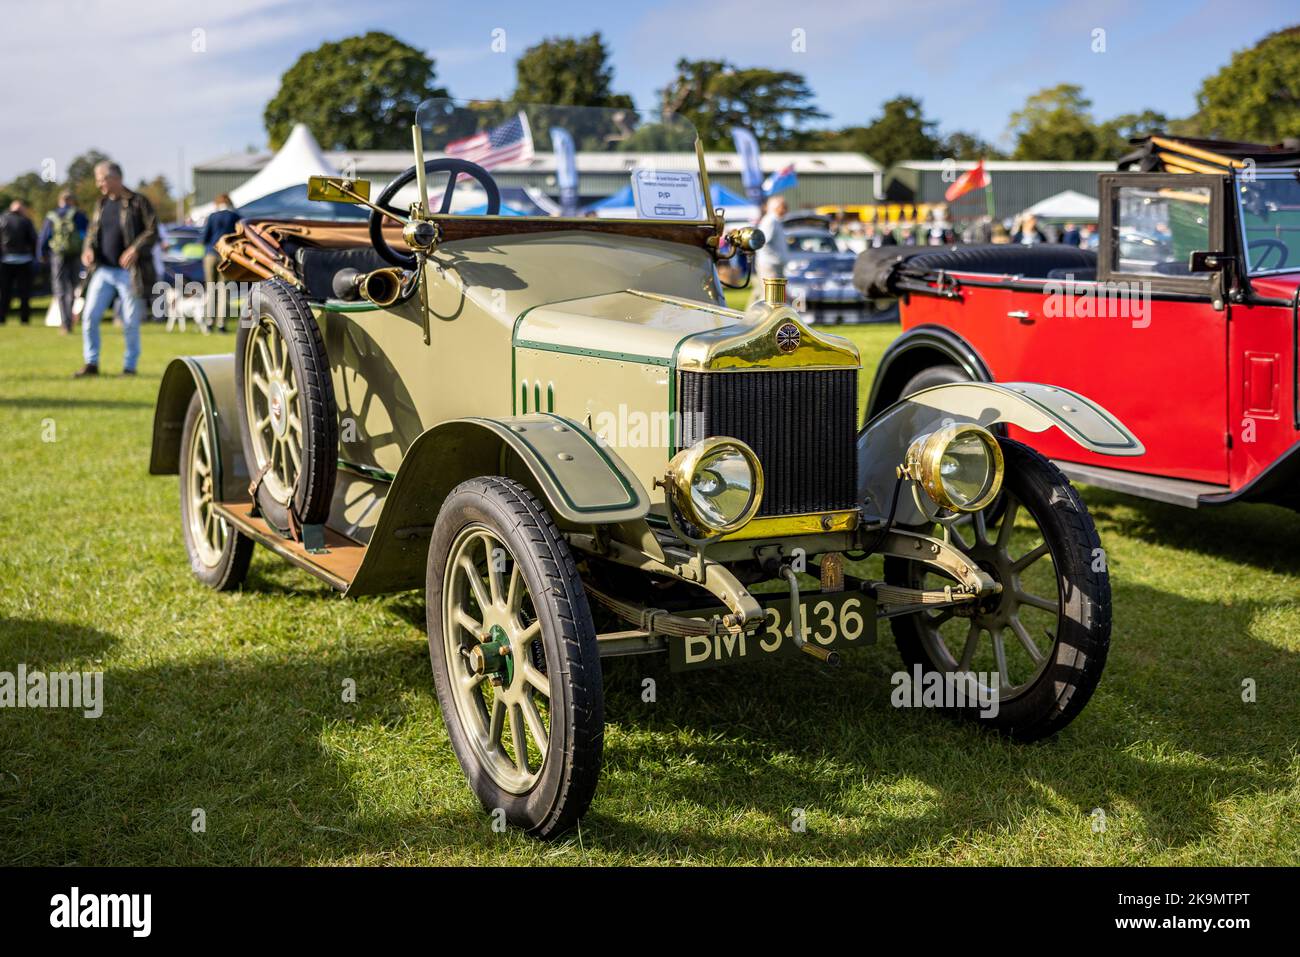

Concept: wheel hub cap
[[469, 624, 514, 687], [269, 381, 287, 438]]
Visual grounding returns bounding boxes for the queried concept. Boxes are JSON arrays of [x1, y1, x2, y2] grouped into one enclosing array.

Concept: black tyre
[[900, 363, 968, 398], [234, 279, 337, 534], [427, 477, 604, 838], [885, 438, 1110, 741], [179, 392, 253, 590]]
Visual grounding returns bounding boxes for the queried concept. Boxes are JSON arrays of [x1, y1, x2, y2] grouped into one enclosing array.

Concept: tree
[[512, 33, 632, 109], [263, 32, 446, 150], [66, 149, 112, 211], [937, 130, 1005, 161], [1194, 27, 1300, 142], [659, 58, 825, 150], [1096, 110, 1169, 158], [830, 96, 941, 168], [0, 171, 61, 221], [1007, 84, 1102, 160], [134, 175, 177, 223]]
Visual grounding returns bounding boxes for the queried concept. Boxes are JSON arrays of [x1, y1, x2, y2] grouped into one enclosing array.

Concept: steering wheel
[[369, 158, 501, 268], [1249, 238, 1289, 271]]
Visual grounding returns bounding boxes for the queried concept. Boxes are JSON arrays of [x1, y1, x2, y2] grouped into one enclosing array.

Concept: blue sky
[[2, 0, 1296, 188]]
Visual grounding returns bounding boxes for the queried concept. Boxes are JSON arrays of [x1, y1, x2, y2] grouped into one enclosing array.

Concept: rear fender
[[149, 354, 249, 503], [858, 381, 1144, 526], [347, 414, 649, 596], [864, 324, 992, 421]]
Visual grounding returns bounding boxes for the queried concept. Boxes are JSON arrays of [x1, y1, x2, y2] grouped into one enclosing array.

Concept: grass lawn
[[1, 308, 1298, 866]]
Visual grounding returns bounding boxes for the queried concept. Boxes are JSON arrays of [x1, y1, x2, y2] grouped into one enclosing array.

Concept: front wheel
[[885, 438, 1110, 740], [427, 477, 604, 838]]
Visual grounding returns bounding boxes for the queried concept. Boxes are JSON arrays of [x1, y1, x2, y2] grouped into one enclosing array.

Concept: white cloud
[[0, 0, 360, 190]]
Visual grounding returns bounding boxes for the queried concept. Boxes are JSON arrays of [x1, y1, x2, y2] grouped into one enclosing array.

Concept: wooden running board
[[214, 502, 366, 591]]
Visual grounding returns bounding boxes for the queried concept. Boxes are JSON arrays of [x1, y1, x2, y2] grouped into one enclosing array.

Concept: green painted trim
[[314, 300, 383, 314], [514, 338, 672, 367], [544, 413, 641, 512], [476, 415, 640, 515], [338, 458, 396, 482], [546, 382, 554, 413], [511, 309, 527, 415], [1023, 385, 1136, 451]]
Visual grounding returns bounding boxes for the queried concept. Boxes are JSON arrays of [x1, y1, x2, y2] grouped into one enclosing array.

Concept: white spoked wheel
[[243, 315, 302, 508], [233, 280, 337, 535], [442, 523, 553, 794], [427, 477, 603, 838]]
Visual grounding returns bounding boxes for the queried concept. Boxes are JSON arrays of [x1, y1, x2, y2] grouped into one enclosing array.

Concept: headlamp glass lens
[[690, 446, 757, 529], [938, 431, 994, 507]]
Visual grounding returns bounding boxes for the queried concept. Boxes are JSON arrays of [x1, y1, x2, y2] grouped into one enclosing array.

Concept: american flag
[[445, 111, 534, 169]]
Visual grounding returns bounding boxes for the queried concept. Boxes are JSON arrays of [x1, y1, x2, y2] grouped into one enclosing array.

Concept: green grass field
[[2, 307, 1298, 865]]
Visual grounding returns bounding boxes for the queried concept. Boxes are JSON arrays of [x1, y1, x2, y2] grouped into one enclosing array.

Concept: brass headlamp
[[663, 437, 765, 535], [904, 423, 1004, 512]]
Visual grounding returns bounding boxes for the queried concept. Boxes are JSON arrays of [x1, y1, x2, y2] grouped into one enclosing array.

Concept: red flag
[[944, 159, 989, 202]]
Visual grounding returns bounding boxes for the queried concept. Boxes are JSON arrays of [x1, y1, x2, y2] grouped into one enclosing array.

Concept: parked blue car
[[783, 227, 872, 324]]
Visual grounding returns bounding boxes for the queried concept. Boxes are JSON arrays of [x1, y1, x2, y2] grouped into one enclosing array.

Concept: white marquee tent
[[189, 123, 336, 223], [1021, 189, 1100, 222]]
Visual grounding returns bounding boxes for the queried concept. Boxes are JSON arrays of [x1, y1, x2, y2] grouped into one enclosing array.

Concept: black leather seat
[[293, 245, 391, 301]]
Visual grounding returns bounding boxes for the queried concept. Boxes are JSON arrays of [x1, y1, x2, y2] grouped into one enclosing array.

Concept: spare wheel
[[234, 279, 338, 535]]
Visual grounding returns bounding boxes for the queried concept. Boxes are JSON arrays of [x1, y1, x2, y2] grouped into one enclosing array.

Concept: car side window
[[1110, 185, 1212, 277]]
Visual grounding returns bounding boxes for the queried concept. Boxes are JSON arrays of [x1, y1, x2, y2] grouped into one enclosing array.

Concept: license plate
[[670, 588, 876, 672]]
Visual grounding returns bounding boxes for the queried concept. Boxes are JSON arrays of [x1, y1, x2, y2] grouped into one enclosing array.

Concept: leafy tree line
[[4, 25, 1296, 220], [0, 149, 176, 230], [260, 27, 1300, 160]]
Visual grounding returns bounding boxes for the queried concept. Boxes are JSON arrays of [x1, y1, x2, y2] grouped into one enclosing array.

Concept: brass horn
[[331, 266, 412, 306], [357, 267, 409, 307]]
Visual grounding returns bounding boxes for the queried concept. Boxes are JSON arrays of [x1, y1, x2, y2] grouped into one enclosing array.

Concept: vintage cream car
[[149, 100, 1142, 837]]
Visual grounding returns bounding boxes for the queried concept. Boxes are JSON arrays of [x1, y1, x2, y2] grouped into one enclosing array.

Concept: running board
[[1054, 461, 1230, 509], [214, 502, 366, 590]]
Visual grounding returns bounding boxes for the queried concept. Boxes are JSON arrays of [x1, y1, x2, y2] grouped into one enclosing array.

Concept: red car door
[[991, 174, 1231, 486]]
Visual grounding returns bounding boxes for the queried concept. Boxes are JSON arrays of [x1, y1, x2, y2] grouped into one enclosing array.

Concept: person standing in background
[[39, 191, 88, 334], [201, 194, 240, 331], [750, 195, 788, 306], [75, 161, 157, 377], [0, 200, 38, 325], [1012, 213, 1047, 245]]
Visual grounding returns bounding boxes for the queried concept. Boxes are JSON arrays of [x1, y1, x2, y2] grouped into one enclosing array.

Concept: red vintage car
[[862, 136, 1300, 510]]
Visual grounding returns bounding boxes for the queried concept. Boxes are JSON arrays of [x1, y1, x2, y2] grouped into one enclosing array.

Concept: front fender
[[858, 381, 1143, 526], [148, 354, 249, 504], [347, 413, 649, 596]]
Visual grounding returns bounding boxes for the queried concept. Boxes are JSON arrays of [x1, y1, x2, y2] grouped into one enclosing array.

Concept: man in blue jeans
[[75, 161, 158, 377]]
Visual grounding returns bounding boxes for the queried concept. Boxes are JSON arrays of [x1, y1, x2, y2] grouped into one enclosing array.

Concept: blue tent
[[584, 185, 634, 213], [583, 183, 758, 218], [236, 184, 369, 221], [459, 202, 527, 216], [709, 183, 752, 208]]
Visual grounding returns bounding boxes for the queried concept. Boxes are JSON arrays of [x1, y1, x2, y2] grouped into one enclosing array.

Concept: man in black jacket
[[75, 161, 157, 377], [0, 200, 38, 325]]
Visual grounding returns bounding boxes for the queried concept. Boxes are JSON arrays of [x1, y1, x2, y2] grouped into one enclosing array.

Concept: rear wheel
[[900, 363, 968, 398], [427, 477, 604, 838], [179, 392, 252, 590], [885, 438, 1110, 740]]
